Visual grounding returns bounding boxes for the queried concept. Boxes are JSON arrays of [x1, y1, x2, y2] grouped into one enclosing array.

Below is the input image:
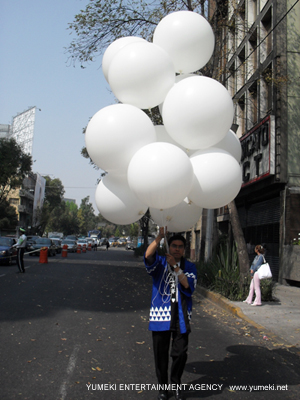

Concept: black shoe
[[174, 389, 185, 400], [157, 391, 169, 400]]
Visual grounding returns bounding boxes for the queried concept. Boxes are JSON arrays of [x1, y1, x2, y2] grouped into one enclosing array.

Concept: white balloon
[[162, 76, 234, 149], [108, 41, 175, 109], [127, 142, 194, 209], [150, 199, 202, 232], [102, 36, 147, 83], [189, 148, 242, 209], [155, 125, 196, 157], [155, 125, 186, 152], [153, 11, 215, 74], [95, 174, 148, 225], [85, 104, 156, 173], [214, 129, 242, 163], [158, 73, 197, 122]]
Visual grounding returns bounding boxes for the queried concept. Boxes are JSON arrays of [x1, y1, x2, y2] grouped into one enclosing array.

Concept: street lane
[[1, 248, 299, 399]]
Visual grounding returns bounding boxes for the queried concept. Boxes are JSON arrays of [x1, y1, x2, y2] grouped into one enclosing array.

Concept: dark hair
[[168, 235, 186, 248], [255, 244, 265, 254]]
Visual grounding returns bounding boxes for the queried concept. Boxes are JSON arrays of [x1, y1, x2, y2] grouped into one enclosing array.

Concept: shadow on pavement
[[185, 344, 300, 398]]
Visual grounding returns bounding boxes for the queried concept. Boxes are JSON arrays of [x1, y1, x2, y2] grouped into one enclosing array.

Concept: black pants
[[17, 248, 25, 273], [152, 330, 189, 388]]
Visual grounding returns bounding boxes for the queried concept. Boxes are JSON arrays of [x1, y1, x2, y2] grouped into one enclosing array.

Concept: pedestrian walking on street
[[243, 244, 265, 306], [106, 240, 110, 251], [144, 227, 197, 400], [13, 227, 27, 273]]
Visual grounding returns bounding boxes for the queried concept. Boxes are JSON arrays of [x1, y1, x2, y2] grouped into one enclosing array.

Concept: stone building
[[190, 0, 300, 284]]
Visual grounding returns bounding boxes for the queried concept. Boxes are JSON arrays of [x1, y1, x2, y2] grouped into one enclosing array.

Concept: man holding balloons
[[144, 227, 197, 400]]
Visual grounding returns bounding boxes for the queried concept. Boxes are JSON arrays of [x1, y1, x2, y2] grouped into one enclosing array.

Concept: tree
[[0, 199, 18, 230], [59, 202, 80, 235], [66, 0, 208, 67], [130, 222, 139, 238], [34, 176, 65, 235], [228, 200, 249, 284], [78, 196, 97, 235], [43, 176, 65, 210], [0, 138, 32, 205]]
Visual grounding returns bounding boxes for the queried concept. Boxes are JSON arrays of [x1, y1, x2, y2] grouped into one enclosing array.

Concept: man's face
[[169, 240, 185, 262]]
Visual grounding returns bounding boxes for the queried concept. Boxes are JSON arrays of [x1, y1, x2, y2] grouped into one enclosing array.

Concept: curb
[[196, 286, 285, 345]]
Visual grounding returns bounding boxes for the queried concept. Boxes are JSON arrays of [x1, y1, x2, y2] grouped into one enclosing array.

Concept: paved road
[[1, 248, 299, 399]]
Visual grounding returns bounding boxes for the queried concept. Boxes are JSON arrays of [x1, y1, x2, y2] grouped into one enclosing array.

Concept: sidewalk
[[198, 283, 300, 348]]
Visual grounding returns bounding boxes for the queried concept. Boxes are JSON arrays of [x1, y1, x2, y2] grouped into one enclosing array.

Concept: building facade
[[206, 0, 300, 283], [7, 172, 46, 233]]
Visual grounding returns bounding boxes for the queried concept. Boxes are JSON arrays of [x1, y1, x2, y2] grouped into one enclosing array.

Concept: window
[[236, 2, 246, 46], [248, 0, 258, 26], [248, 29, 258, 78], [237, 47, 246, 90], [228, 65, 236, 97], [261, 65, 273, 115], [248, 81, 258, 127], [261, 7, 272, 62], [237, 95, 246, 136], [9, 198, 19, 206]]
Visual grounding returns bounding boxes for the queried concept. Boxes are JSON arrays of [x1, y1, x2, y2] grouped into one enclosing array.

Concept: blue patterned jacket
[[144, 252, 197, 334]]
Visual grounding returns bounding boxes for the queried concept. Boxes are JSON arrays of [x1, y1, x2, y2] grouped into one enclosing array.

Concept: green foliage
[[130, 223, 139, 238], [43, 176, 65, 210], [78, 196, 97, 235], [0, 138, 32, 204], [196, 240, 274, 301], [243, 275, 275, 302], [0, 199, 18, 230], [114, 227, 121, 237]]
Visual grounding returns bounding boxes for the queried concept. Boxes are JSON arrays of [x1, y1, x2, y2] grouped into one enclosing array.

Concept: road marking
[[58, 344, 80, 400], [0, 274, 6, 278]]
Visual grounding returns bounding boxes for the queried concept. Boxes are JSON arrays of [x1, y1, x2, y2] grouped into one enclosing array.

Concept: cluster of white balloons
[[85, 11, 243, 232]]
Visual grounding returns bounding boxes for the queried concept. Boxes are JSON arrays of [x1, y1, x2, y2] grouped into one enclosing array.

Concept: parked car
[[86, 237, 97, 249], [117, 238, 127, 247], [108, 237, 119, 247], [26, 235, 41, 252], [51, 238, 62, 254], [65, 235, 77, 241], [126, 240, 134, 250], [61, 239, 77, 253], [28, 238, 57, 257], [77, 238, 88, 249], [0, 237, 17, 265]]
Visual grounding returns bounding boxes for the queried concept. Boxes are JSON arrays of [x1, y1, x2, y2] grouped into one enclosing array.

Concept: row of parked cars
[[30, 235, 98, 256], [0, 234, 137, 265], [0, 234, 100, 265]]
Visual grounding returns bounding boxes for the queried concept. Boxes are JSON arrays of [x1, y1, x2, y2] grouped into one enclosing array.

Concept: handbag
[[257, 257, 272, 279]]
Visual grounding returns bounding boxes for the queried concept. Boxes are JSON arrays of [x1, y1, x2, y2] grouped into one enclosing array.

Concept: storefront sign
[[240, 115, 275, 187]]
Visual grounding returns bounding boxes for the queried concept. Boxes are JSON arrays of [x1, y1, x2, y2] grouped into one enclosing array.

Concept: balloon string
[[164, 226, 169, 254]]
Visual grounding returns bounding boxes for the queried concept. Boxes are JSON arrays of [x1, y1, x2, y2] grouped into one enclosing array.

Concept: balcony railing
[[19, 189, 34, 200]]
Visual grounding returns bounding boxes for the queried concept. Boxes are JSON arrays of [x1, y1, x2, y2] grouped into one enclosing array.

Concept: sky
[[0, 0, 116, 214]]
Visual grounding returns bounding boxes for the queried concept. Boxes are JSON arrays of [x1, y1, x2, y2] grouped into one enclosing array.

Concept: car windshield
[[36, 238, 51, 244], [0, 238, 13, 246], [62, 240, 75, 244]]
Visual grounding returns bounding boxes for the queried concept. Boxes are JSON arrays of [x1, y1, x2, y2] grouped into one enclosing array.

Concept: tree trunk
[[140, 209, 150, 248], [228, 200, 249, 287]]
